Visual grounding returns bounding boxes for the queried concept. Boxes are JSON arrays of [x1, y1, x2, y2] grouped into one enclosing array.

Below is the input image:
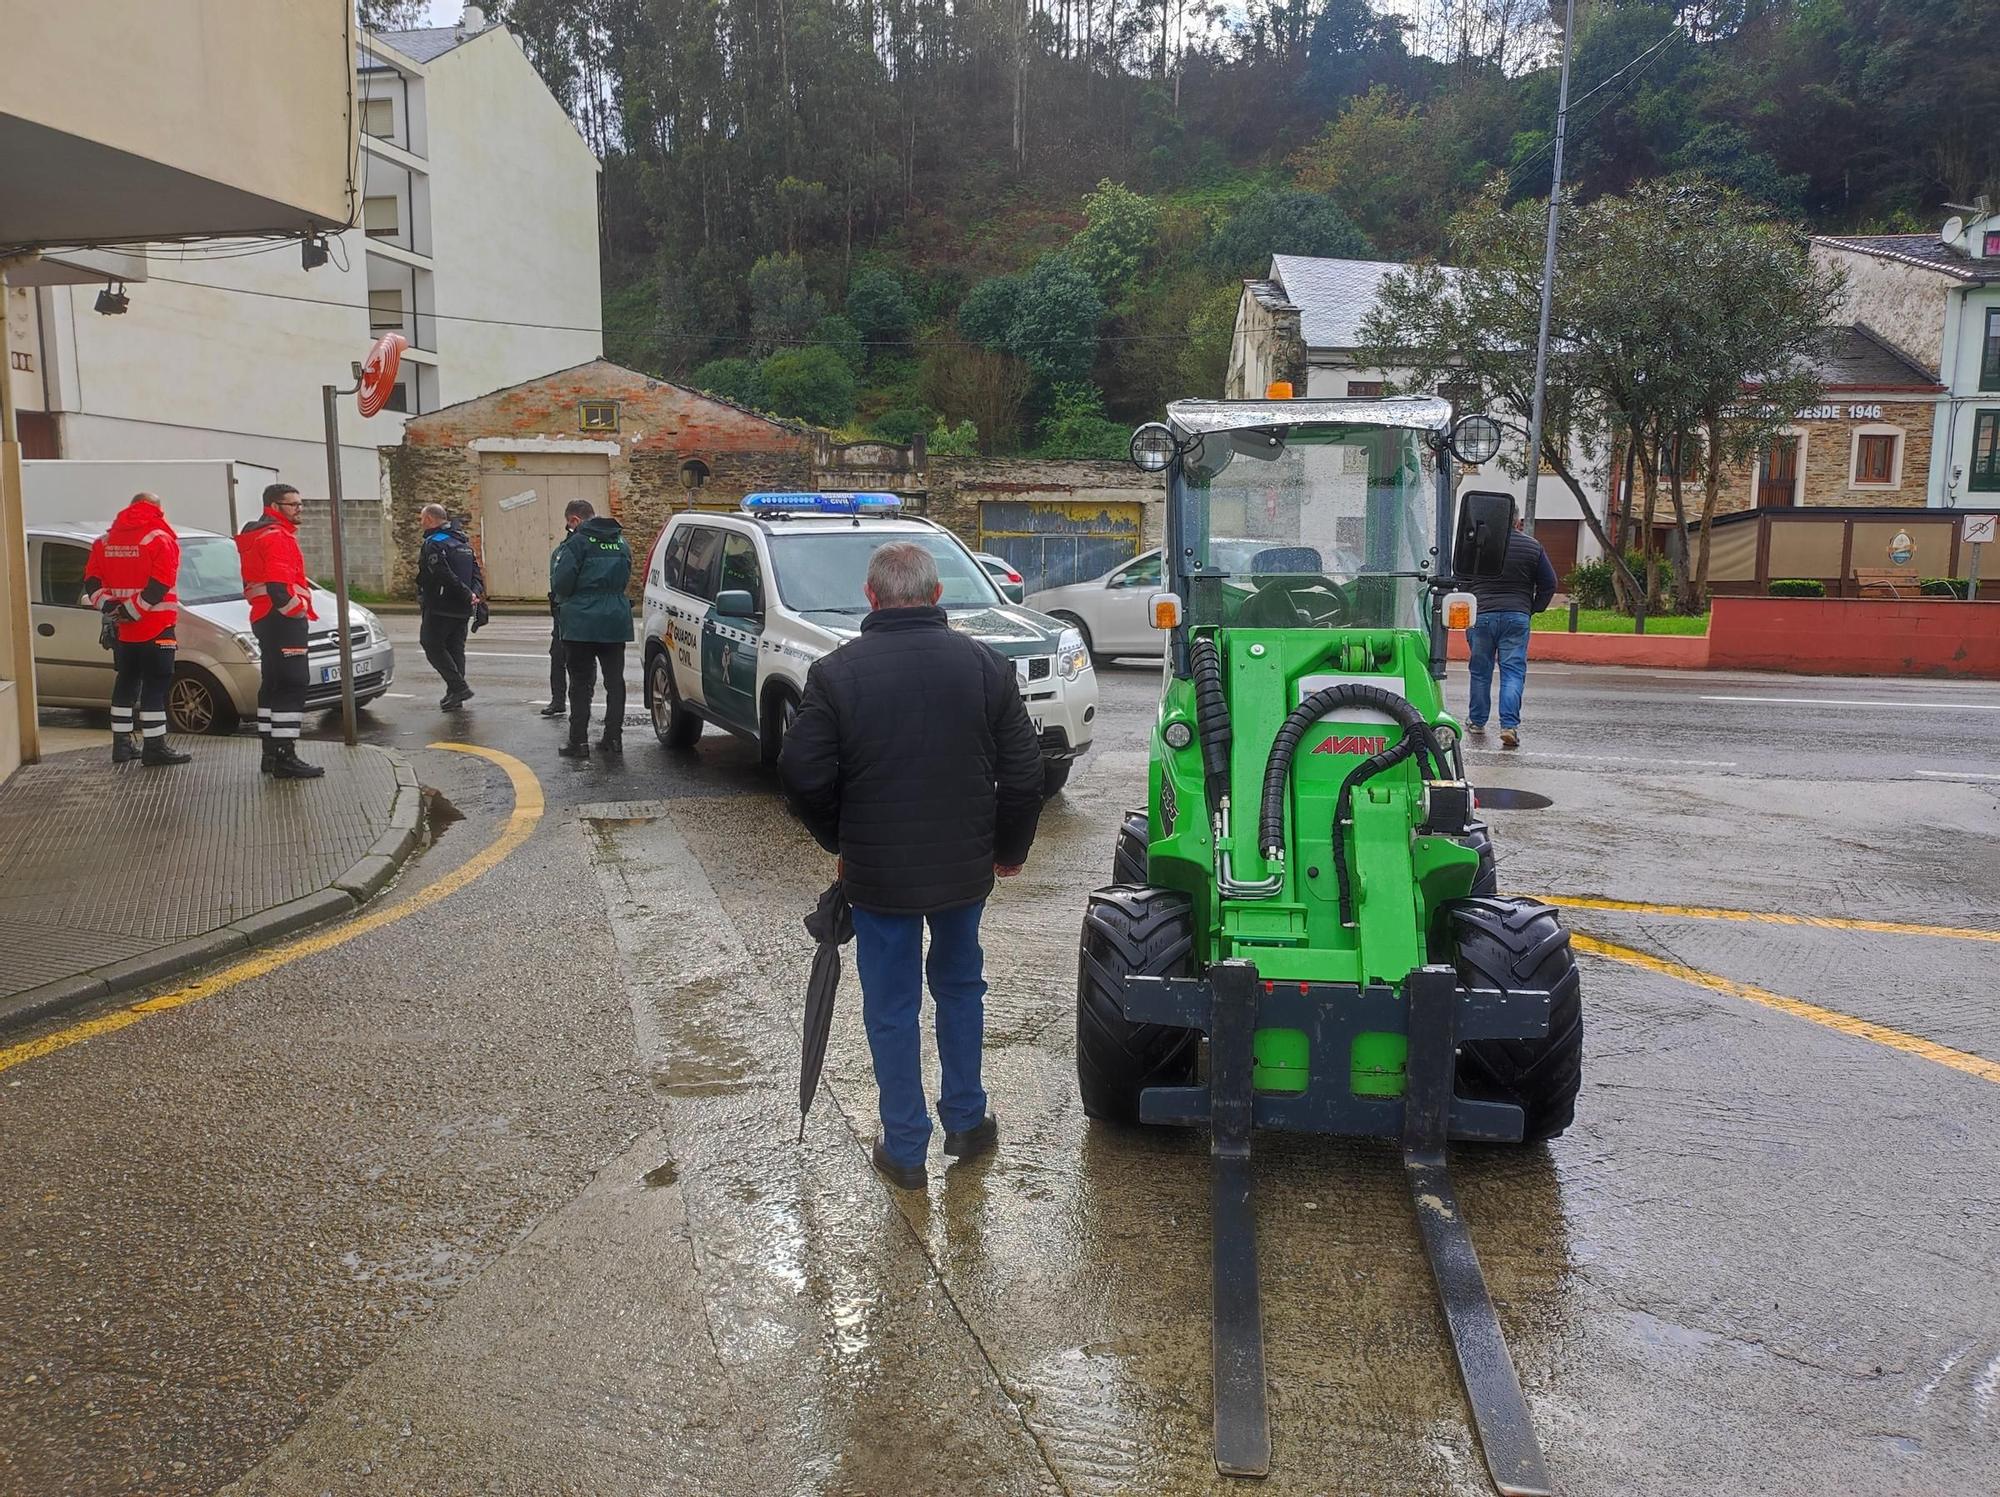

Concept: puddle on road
[[642, 1159, 680, 1188], [421, 788, 465, 845]]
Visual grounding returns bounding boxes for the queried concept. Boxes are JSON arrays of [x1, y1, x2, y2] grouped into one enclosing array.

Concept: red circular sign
[[357, 332, 407, 418]]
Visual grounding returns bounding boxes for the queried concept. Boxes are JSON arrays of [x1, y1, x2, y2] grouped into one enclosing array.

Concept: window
[[177, 538, 249, 605], [1986, 230, 2000, 258], [1853, 432, 1897, 485], [661, 527, 692, 590], [1345, 379, 1384, 398], [368, 288, 404, 333], [362, 196, 400, 239], [717, 533, 764, 613], [39, 542, 89, 607], [679, 526, 724, 599], [767, 533, 1000, 613], [1972, 411, 2000, 493], [362, 97, 394, 138], [1983, 309, 2000, 392], [1109, 553, 1162, 589], [579, 400, 620, 433], [385, 381, 409, 415]]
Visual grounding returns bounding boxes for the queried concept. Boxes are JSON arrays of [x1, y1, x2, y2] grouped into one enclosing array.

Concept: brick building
[[1712, 325, 1944, 513], [385, 359, 1162, 599]]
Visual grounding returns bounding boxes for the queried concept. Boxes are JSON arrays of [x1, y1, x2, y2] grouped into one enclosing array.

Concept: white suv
[[640, 495, 1097, 795]]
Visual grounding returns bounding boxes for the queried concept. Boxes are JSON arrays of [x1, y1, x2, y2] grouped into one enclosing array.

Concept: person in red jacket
[[83, 492, 191, 767], [235, 483, 324, 779]]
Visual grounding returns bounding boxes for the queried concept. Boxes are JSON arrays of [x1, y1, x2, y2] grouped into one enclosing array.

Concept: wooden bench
[[1853, 567, 1924, 599]]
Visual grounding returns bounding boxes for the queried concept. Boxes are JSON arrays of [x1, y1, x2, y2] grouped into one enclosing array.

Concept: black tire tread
[[1112, 807, 1148, 885], [1076, 886, 1200, 1123], [1448, 895, 1583, 1142]]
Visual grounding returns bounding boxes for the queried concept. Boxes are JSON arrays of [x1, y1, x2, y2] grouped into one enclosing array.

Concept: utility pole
[[1521, 0, 1577, 535]]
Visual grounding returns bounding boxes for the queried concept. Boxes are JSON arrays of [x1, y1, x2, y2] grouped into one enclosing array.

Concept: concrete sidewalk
[[0, 737, 421, 1030]]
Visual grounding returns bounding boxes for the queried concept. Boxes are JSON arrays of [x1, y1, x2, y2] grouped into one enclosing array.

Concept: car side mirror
[[714, 589, 757, 618], [1454, 491, 1516, 578]]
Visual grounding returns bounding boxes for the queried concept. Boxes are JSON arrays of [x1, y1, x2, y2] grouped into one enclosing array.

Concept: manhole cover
[[1474, 787, 1553, 810]]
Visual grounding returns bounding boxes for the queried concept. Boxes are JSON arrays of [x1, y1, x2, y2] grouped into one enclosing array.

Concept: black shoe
[[539, 702, 567, 718], [112, 734, 140, 765], [259, 741, 279, 776], [271, 744, 324, 779], [596, 734, 622, 754], [871, 1141, 927, 1191], [557, 740, 590, 760], [457, 687, 475, 704], [943, 1114, 999, 1161], [141, 739, 191, 767]]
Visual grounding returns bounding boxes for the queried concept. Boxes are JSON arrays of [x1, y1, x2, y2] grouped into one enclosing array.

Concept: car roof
[[668, 512, 943, 537]]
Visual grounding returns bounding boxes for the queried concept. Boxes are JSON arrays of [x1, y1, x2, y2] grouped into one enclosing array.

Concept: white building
[[5, 7, 602, 587], [1813, 205, 2000, 508], [1227, 254, 1605, 578]]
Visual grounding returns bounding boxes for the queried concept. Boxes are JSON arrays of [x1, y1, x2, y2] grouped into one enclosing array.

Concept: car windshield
[[180, 538, 247, 605], [1174, 423, 1433, 630], [767, 532, 1003, 613]]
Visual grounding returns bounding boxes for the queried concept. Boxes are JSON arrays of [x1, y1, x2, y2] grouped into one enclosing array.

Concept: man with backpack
[[416, 504, 485, 711]]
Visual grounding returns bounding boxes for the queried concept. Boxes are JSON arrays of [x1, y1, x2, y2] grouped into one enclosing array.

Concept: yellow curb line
[[1537, 893, 2000, 946], [0, 743, 543, 1076], [1570, 931, 2000, 1088]]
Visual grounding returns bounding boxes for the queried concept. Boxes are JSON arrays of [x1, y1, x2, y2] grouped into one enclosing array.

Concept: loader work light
[[1449, 413, 1502, 465], [1129, 422, 1176, 473]]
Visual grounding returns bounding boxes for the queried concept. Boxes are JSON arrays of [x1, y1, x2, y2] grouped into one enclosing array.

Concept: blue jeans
[[1466, 611, 1532, 729], [851, 900, 989, 1168]]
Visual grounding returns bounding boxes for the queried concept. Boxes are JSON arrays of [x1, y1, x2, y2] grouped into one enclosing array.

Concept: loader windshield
[[1173, 422, 1433, 632]]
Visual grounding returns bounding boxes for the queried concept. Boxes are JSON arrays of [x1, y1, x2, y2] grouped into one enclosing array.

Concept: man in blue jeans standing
[[780, 542, 1045, 1190], [1459, 517, 1559, 749]]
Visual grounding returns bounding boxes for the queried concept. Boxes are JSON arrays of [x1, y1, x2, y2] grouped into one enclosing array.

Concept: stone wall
[[1711, 398, 1937, 516], [924, 457, 1167, 550], [1226, 280, 1306, 400]]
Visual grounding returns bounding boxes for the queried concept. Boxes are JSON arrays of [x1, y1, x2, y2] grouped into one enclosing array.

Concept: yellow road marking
[[0, 743, 543, 1076], [1571, 932, 2000, 1087], [1537, 893, 2000, 946]]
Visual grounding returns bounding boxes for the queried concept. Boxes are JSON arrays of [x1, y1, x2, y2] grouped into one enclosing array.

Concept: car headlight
[[232, 630, 261, 661], [1057, 627, 1090, 681], [357, 609, 388, 644]]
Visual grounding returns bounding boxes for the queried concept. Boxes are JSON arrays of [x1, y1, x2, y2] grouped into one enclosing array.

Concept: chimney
[[458, 5, 487, 34]]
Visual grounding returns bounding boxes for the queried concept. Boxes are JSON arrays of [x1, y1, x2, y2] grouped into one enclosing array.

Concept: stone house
[[385, 359, 1161, 599]]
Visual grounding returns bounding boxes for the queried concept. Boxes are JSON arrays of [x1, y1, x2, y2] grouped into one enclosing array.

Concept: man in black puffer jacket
[[780, 540, 1043, 1191]]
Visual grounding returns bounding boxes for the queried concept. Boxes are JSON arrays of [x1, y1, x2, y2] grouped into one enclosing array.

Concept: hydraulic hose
[[1189, 636, 1231, 816], [1329, 729, 1427, 926], [1257, 684, 1445, 856]]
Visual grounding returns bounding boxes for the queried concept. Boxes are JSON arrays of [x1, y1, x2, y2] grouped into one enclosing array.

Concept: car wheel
[[168, 666, 238, 735], [760, 686, 799, 768], [650, 652, 701, 750]]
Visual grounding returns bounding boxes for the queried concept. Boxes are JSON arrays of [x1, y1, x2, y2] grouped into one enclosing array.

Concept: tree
[[688, 357, 766, 410], [1290, 87, 1455, 258], [845, 269, 916, 353], [1007, 256, 1107, 385], [356, 0, 426, 29], [1069, 180, 1160, 299], [959, 275, 1026, 351], [748, 253, 826, 358], [812, 314, 865, 372], [1036, 383, 1130, 458], [757, 346, 857, 426], [1204, 190, 1370, 278], [920, 344, 1034, 454]]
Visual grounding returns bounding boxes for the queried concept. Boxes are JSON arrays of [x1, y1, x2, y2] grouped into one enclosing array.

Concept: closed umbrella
[[799, 879, 853, 1142]]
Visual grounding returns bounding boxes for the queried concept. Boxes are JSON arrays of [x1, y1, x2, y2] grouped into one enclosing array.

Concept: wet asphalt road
[[3, 612, 1999, 1495]]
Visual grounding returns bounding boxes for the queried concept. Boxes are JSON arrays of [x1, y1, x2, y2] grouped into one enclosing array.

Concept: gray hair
[[867, 542, 940, 608], [564, 498, 595, 522], [421, 503, 450, 527]]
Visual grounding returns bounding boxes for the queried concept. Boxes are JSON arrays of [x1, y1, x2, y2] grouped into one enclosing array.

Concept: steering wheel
[[1238, 575, 1351, 629]]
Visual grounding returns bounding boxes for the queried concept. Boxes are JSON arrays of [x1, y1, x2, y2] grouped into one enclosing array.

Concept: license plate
[[320, 664, 341, 684]]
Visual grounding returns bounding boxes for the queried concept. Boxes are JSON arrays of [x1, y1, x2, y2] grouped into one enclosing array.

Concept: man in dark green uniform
[[549, 499, 633, 760]]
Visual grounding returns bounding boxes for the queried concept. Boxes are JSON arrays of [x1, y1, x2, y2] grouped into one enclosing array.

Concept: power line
[[1506, 27, 1687, 194]]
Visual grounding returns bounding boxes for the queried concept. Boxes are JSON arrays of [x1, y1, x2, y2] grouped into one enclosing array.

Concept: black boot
[[539, 701, 567, 718], [596, 731, 622, 754], [271, 743, 324, 780], [259, 735, 279, 776], [557, 739, 590, 760], [112, 733, 140, 765], [141, 737, 191, 767]]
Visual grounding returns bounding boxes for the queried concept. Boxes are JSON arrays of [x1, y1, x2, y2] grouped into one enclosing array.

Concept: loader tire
[[1460, 819, 1498, 897], [1113, 807, 1149, 886], [1077, 886, 1200, 1124], [1447, 896, 1582, 1142]]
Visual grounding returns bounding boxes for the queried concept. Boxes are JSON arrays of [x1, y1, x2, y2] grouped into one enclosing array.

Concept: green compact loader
[[1078, 395, 1582, 1495]]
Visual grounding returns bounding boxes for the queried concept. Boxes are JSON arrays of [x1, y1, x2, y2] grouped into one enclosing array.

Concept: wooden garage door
[[1533, 519, 1579, 583], [978, 499, 1144, 594], [476, 452, 611, 599]]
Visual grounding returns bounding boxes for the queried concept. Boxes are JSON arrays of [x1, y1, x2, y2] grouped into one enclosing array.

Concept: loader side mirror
[[1454, 491, 1516, 578]]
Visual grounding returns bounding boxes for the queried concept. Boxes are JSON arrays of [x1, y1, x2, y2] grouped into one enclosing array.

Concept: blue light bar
[[742, 491, 903, 515]]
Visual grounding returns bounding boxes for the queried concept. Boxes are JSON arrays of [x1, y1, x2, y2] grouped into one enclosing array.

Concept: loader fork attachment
[[1125, 961, 1553, 1493]]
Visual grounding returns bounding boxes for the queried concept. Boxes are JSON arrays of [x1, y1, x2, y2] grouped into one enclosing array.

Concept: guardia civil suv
[[640, 493, 1097, 795]]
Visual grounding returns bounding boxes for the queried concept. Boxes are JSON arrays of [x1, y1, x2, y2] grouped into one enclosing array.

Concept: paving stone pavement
[[0, 738, 412, 1013]]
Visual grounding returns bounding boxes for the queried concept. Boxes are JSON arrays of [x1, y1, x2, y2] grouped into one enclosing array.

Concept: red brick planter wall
[[1448, 630, 1711, 669], [1707, 597, 2000, 679]]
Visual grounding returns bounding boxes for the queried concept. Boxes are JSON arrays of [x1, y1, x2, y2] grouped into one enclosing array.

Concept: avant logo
[[1311, 734, 1388, 757]]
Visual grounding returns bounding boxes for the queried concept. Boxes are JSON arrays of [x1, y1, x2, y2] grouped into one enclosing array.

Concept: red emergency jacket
[[84, 497, 180, 643], [236, 506, 317, 623]]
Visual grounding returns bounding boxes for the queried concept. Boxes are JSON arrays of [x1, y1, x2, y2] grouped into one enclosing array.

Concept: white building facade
[[1813, 207, 2000, 509], [6, 9, 601, 587], [1227, 254, 1607, 579]]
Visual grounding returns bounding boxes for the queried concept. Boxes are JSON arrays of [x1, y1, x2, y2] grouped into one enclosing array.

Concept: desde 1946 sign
[[1797, 403, 1885, 421]]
